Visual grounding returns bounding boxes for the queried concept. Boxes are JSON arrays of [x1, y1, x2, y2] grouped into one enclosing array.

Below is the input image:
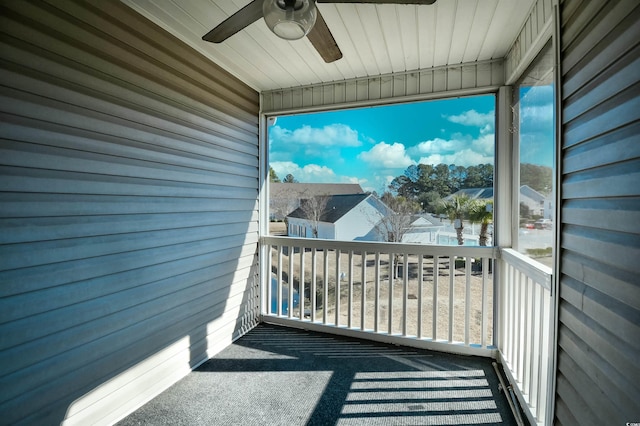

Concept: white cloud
[[270, 124, 361, 147], [270, 161, 336, 182], [358, 142, 413, 169], [409, 133, 495, 167], [418, 150, 494, 167], [520, 104, 553, 127], [445, 109, 495, 128]]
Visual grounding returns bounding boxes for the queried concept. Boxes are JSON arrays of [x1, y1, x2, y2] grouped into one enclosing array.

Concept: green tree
[[468, 200, 493, 246], [438, 195, 472, 245], [269, 167, 280, 183], [299, 194, 329, 238], [417, 190, 442, 214], [520, 163, 552, 194]]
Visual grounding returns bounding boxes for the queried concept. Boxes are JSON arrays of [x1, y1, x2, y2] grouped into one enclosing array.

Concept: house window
[[512, 41, 555, 268]]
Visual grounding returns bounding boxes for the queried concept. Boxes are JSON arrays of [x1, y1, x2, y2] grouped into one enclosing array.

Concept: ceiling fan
[[202, 0, 436, 63]]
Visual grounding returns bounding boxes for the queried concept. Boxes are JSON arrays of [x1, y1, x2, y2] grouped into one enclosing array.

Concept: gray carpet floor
[[119, 323, 518, 426]]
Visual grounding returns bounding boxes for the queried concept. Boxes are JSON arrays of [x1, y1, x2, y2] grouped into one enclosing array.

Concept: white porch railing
[[261, 236, 498, 357], [497, 248, 555, 426]]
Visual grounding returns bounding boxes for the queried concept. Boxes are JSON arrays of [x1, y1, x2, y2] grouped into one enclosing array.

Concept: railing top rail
[[500, 247, 552, 290], [261, 235, 498, 258]]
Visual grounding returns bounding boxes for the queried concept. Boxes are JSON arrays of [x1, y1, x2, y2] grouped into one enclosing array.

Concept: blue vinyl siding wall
[[0, 1, 260, 424]]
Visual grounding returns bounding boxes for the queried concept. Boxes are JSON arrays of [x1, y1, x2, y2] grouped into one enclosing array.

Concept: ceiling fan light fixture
[[263, 0, 317, 40]]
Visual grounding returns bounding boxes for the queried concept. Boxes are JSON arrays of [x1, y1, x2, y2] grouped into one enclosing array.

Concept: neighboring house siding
[[557, 1, 640, 425], [335, 199, 385, 241], [0, 1, 259, 425]]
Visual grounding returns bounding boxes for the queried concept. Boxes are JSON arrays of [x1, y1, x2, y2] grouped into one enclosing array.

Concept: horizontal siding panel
[[0, 234, 257, 298], [0, 261, 256, 392], [561, 224, 640, 273], [0, 87, 258, 157], [560, 277, 640, 354], [563, 43, 640, 123], [1, 117, 259, 170], [0, 246, 259, 325], [0, 0, 260, 423], [562, 197, 640, 234], [561, 251, 639, 309], [0, 119, 256, 175], [1, 144, 258, 188], [562, 3, 640, 98], [0, 166, 259, 200], [0, 193, 258, 217], [558, 0, 640, 424], [0, 2, 258, 129], [561, 0, 633, 75], [553, 395, 578, 426], [0, 221, 258, 271], [562, 122, 640, 171], [1, 275, 256, 423], [557, 322, 639, 423], [45, 0, 259, 116], [554, 372, 594, 426], [563, 81, 640, 148], [562, 158, 640, 199], [1, 210, 259, 244]]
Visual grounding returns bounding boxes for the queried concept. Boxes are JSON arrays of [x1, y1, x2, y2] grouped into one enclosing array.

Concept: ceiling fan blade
[[202, 0, 264, 43], [317, 0, 436, 4], [307, 9, 343, 63]]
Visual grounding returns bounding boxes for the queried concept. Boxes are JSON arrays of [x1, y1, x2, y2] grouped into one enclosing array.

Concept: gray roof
[[270, 183, 364, 199], [447, 187, 494, 200], [520, 185, 547, 202], [287, 193, 372, 223]]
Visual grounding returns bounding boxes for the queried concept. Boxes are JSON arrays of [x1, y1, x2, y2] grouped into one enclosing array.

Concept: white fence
[[497, 248, 555, 426], [261, 236, 497, 357]]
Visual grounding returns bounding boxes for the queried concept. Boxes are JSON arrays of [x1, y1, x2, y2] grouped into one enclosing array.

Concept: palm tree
[[468, 200, 493, 246], [438, 195, 471, 245]]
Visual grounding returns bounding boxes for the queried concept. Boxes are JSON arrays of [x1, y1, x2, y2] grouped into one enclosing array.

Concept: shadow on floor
[[118, 323, 517, 426]]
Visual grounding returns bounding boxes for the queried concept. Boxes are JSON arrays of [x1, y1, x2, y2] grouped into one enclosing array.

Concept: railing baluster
[[388, 252, 394, 335], [481, 257, 489, 348], [335, 249, 341, 327], [530, 281, 541, 410], [277, 245, 283, 316], [374, 252, 380, 333], [348, 250, 354, 329], [417, 254, 424, 339], [403, 253, 408, 336], [361, 251, 367, 331], [522, 276, 532, 396], [449, 256, 455, 343], [299, 248, 305, 321], [465, 256, 471, 345], [311, 248, 317, 323], [288, 245, 294, 319], [433, 255, 439, 341], [323, 249, 329, 325], [267, 245, 273, 315]]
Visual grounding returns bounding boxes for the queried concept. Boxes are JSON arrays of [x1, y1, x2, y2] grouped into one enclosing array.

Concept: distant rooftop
[[271, 183, 364, 199], [447, 187, 494, 200], [288, 193, 372, 223]]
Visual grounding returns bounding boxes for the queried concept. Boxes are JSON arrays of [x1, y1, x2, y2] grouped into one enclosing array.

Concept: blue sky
[[269, 92, 553, 193]]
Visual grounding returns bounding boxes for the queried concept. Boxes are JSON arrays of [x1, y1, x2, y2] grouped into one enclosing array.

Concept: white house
[[270, 182, 364, 221], [287, 194, 390, 241], [401, 215, 445, 245], [520, 185, 554, 219]]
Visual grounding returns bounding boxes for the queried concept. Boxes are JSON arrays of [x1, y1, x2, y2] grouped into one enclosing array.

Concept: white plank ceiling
[[123, 0, 537, 92]]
